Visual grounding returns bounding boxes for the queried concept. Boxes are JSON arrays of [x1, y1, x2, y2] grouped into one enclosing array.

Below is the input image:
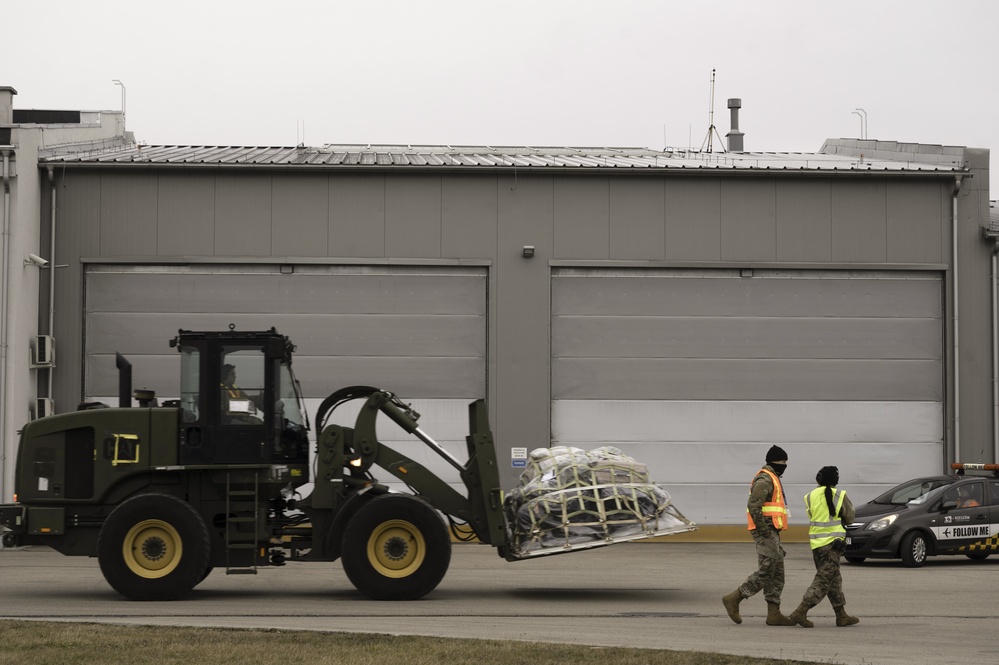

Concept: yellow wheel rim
[[122, 519, 183, 579], [366, 519, 425, 578]]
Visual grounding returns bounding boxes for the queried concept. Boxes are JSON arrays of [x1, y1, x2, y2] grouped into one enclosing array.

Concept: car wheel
[[965, 551, 990, 561], [899, 531, 928, 567], [844, 555, 866, 564]]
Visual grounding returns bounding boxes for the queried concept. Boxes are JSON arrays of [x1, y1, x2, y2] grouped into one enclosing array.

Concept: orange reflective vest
[[746, 467, 789, 531]]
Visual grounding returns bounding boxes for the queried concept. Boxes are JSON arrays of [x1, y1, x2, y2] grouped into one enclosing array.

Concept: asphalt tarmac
[[1, 541, 996, 665]]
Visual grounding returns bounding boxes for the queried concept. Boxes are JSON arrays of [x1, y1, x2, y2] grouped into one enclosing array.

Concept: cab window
[[220, 347, 265, 425], [179, 346, 200, 423], [941, 482, 984, 508], [988, 481, 999, 506], [880, 479, 951, 505]]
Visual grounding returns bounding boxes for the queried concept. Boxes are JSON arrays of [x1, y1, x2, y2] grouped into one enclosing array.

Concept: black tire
[[196, 566, 214, 585], [965, 551, 990, 561], [899, 531, 928, 568], [844, 555, 866, 564], [341, 494, 451, 600], [97, 493, 211, 601]]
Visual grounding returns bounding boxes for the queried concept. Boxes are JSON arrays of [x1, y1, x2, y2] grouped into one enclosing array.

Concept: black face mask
[[769, 463, 787, 477]]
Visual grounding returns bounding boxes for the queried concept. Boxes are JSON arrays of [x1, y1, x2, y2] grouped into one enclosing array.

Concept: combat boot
[[721, 589, 744, 624], [788, 602, 814, 628], [765, 602, 796, 626], [833, 605, 859, 627]]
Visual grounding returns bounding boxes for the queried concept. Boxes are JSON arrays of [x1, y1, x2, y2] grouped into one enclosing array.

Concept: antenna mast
[[700, 69, 727, 153]]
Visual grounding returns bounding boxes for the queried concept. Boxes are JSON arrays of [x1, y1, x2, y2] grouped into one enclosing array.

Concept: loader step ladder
[[225, 470, 260, 575]]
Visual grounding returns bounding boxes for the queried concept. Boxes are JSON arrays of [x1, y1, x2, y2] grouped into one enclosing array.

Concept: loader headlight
[[866, 514, 898, 532], [348, 457, 363, 468]]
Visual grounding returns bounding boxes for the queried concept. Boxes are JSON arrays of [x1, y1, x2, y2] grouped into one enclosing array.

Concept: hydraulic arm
[[310, 389, 508, 553]]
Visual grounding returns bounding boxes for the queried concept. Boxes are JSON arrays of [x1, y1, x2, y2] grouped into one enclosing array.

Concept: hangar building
[[0, 86, 994, 527]]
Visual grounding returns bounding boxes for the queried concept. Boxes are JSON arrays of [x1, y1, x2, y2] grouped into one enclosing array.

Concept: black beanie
[[765, 445, 788, 464], [816, 466, 839, 486]]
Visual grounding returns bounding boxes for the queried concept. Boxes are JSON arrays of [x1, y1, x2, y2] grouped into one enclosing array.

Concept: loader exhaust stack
[[115, 352, 131, 408]]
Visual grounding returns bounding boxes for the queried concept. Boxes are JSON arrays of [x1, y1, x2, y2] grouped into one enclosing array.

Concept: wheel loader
[[0, 327, 694, 601]]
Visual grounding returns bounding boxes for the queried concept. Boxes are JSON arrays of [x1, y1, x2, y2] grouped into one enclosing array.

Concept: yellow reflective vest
[[805, 486, 847, 549]]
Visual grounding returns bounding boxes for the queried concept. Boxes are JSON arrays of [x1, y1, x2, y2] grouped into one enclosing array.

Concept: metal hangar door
[[550, 268, 944, 525], [82, 263, 488, 488]]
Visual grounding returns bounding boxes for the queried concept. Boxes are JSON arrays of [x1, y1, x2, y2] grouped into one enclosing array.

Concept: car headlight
[[865, 514, 899, 532]]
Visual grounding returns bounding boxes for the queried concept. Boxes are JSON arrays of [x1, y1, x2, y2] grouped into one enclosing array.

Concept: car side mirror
[[940, 500, 958, 512]]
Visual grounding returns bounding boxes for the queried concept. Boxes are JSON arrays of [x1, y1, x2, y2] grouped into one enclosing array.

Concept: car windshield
[[871, 478, 954, 505]]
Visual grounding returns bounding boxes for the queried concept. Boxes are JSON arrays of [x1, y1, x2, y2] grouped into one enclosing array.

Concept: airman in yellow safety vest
[[788, 466, 860, 628]]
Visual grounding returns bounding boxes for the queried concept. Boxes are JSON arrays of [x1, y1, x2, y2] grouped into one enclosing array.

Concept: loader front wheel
[[341, 494, 451, 600], [97, 493, 211, 601]]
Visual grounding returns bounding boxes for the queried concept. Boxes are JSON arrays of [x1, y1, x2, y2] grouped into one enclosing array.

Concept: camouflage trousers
[[801, 541, 847, 608], [739, 529, 786, 604]]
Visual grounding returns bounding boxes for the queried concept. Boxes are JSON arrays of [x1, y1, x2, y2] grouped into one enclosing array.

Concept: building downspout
[[984, 224, 999, 464], [46, 166, 55, 401], [993, 249, 999, 463], [1, 149, 11, 502], [951, 176, 962, 464]]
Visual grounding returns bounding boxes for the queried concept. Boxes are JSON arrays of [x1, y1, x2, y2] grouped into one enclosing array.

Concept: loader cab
[[171, 329, 309, 466]]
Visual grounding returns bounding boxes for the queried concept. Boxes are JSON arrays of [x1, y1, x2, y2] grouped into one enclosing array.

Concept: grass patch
[[0, 620, 822, 665]]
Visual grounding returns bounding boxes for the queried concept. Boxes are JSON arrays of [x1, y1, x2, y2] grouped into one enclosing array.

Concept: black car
[[845, 465, 999, 567]]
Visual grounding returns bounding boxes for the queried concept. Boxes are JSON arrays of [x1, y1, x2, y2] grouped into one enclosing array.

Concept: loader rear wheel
[[341, 494, 451, 600], [98, 493, 211, 601]]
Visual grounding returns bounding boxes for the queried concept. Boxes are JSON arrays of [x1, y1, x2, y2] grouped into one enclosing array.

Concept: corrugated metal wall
[[83, 264, 488, 489], [42, 167, 973, 520], [551, 268, 944, 525]]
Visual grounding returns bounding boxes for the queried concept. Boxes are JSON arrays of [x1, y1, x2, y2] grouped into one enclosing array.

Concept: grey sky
[[7, 0, 996, 193]]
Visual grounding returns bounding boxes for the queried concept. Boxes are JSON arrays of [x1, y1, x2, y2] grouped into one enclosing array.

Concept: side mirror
[[940, 500, 958, 512]]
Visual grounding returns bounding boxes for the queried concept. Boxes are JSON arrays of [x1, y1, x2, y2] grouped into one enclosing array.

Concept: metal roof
[[38, 142, 967, 176]]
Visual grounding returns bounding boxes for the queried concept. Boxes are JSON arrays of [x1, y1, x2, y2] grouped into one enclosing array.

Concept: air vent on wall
[[33, 335, 55, 367], [35, 398, 54, 419]]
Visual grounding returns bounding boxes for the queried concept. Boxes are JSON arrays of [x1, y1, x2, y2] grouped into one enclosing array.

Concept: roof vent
[[0, 86, 16, 126], [726, 98, 744, 152]]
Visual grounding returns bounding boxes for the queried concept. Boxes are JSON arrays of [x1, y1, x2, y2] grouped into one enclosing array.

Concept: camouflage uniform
[[739, 466, 786, 604], [801, 493, 855, 608]]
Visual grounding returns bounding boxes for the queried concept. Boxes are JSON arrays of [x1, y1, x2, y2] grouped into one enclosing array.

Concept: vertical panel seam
[[211, 172, 217, 256], [154, 172, 160, 257], [606, 176, 610, 260], [326, 174, 332, 258]]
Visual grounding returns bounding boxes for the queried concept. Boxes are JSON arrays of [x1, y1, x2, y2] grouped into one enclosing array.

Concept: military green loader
[[0, 328, 694, 601]]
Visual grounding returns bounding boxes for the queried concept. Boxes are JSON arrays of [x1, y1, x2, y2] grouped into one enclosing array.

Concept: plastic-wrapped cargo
[[504, 446, 696, 558]]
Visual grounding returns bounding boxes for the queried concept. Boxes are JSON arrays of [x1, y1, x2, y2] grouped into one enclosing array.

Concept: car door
[[934, 481, 990, 554]]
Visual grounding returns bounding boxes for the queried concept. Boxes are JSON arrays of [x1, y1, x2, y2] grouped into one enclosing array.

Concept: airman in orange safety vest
[[722, 445, 795, 626]]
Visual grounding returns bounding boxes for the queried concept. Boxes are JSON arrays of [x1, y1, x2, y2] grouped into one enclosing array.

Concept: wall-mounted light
[[522, 245, 535, 258]]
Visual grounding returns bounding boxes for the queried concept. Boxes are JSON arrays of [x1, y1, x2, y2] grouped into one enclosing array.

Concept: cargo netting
[[504, 446, 696, 557]]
